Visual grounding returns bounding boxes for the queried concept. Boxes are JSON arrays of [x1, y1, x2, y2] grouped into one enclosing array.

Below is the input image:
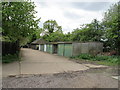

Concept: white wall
[[44, 44, 47, 52], [39, 45, 41, 50]]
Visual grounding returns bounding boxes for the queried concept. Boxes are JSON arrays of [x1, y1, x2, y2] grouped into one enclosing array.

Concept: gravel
[[2, 68, 119, 88]]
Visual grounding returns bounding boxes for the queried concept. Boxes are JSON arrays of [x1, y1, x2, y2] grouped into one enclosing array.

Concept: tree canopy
[[42, 20, 64, 42], [72, 19, 103, 42], [2, 1, 40, 45], [102, 2, 120, 51], [43, 20, 62, 35]]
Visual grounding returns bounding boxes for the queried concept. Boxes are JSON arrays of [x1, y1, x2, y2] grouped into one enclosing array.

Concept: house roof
[[31, 40, 103, 45], [57, 42, 72, 44], [31, 38, 47, 44]]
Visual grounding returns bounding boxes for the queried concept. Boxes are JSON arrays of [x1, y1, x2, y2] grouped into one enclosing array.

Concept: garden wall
[[73, 42, 103, 56]]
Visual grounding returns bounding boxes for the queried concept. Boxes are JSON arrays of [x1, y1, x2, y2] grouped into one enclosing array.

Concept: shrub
[[78, 53, 94, 60], [93, 55, 109, 61], [70, 53, 119, 65], [2, 53, 20, 63]]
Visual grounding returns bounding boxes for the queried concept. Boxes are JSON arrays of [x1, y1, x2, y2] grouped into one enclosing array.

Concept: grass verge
[[70, 53, 120, 66]]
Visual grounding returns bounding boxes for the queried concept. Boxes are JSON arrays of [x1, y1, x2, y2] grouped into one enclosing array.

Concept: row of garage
[[39, 42, 74, 57], [30, 39, 103, 57]]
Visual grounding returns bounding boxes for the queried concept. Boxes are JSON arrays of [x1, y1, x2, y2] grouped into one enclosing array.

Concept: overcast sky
[[33, 0, 118, 33]]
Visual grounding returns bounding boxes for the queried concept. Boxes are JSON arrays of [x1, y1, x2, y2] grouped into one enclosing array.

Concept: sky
[[33, 0, 118, 33]]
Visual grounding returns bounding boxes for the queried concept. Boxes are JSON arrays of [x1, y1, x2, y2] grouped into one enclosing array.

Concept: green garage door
[[64, 44, 73, 57], [58, 44, 64, 56], [40, 45, 44, 51], [46, 44, 50, 53], [49, 45, 53, 54]]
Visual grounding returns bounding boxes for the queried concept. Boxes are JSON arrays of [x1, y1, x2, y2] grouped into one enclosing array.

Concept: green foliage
[[93, 55, 109, 61], [30, 28, 43, 42], [2, 1, 40, 44], [42, 19, 104, 42], [71, 54, 119, 65], [72, 19, 103, 42], [43, 20, 62, 34], [102, 2, 120, 52], [35, 28, 43, 39], [43, 31, 64, 42], [2, 53, 20, 63], [71, 54, 94, 60], [63, 32, 72, 41], [42, 20, 64, 42]]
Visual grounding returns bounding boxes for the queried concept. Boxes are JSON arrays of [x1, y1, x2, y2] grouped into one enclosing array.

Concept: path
[[3, 48, 89, 77]]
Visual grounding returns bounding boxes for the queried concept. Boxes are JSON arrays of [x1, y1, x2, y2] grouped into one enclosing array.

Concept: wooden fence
[[2, 41, 20, 56]]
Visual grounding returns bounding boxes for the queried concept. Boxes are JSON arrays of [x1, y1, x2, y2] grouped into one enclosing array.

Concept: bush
[[2, 53, 20, 63], [78, 53, 94, 60], [70, 53, 119, 65], [93, 55, 109, 61]]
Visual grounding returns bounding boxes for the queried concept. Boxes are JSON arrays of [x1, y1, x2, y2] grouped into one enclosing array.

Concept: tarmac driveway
[[3, 48, 89, 77], [2, 48, 118, 88]]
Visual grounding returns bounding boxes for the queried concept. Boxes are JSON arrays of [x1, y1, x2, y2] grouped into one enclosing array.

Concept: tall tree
[[2, 1, 40, 45], [102, 2, 120, 54], [43, 20, 62, 34], [42, 20, 64, 42]]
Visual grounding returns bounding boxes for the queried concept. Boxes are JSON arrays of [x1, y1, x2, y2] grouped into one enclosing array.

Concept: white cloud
[[32, 0, 119, 2], [33, 1, 117, 33]]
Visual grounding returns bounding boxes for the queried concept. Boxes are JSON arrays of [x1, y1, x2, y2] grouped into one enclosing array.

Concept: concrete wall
[[88, 42, 103, 55], [73, 42, 103, 56], [72, 43, 82, 56]]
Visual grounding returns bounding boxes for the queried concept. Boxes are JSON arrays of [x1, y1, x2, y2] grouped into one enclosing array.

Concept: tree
[[2, 1, 40, 45], [0, 2, 1, 28], [63, 32, 72, 41], [30, 28, 43, 42], [102, 2, 120, 54], [42, 30, 64, 42], [43, 20, 62, 34], [42, 20, 64, 42], [72, 19, 103, 42]]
